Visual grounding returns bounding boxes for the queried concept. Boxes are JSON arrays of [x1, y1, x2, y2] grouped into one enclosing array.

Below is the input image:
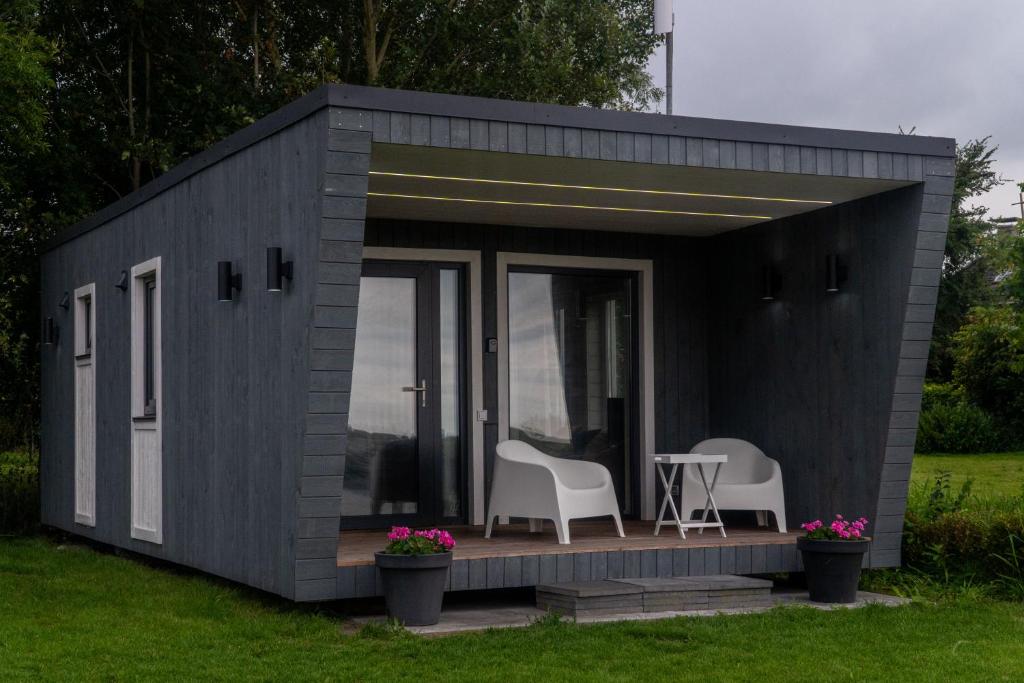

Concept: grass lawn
[[2, 537, 1024, 681], [911, 452, 1024, 497]]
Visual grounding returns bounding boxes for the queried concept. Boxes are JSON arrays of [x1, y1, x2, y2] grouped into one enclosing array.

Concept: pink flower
[[438, 530, 456, 550], [387, 526, 411, 542]]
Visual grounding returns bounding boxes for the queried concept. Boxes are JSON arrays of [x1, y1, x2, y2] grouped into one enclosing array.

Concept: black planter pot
[[797, 537, 871, 604], [374, 551, 452, 626]]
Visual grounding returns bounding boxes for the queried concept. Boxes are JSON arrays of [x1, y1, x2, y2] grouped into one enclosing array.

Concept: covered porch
[[301, 87, 952, 602]]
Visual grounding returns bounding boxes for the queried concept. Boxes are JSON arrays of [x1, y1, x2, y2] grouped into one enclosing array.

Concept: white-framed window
[[130, 257, 162, 543], [74, 283, 96, 526]]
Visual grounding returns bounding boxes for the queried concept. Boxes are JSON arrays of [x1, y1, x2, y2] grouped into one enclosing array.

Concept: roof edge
[[328, 84, 955, 157], [47, 83, 955, 251]]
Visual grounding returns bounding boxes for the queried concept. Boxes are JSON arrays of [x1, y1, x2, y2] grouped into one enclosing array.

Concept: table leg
[[697, 463, 727, 538], [654, 464, 685, 539]]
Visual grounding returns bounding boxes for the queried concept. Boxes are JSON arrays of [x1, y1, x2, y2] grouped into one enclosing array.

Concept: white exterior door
[[130, 258, 162, 544]]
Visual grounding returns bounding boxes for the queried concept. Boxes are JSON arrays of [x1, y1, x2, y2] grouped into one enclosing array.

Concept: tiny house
[[40, 85, 954, 601]]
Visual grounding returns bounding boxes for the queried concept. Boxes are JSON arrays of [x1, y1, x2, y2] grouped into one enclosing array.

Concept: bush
[[916, 383, 1011, 453], [952, 307, 1024, 433], [903, 472, 1024, 599], [0, 450, 39, 534]]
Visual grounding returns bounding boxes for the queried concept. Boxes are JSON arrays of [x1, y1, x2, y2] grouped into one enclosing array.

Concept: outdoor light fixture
[[266, 247, 293, 292], [59, 292, 70, 310], [368, 171, 833, 206], [761, 266, 781, 301], [115, 270, 129, 291], [42, 316, 57, 345], [825, 253, 848, 293], [366, 192, 772, 221], [217, 261, 242, 302]]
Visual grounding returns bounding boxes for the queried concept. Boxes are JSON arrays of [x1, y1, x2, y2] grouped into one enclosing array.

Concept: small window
[[143, 276, 157, 416], [74, 286, 95, 359], [83, 297, 92, 353], [131, 257, 161, 421]]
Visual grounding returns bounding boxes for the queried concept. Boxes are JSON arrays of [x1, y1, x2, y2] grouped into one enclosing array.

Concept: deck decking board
[[337, 521, 798, 567]]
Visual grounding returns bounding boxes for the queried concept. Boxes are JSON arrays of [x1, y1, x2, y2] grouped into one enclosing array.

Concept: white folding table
[[651, 453, 728, 539]]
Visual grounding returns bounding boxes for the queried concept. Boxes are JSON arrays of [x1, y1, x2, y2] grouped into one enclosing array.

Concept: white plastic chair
[[682, 438, 787, 533], [484, 440, 625, 544]]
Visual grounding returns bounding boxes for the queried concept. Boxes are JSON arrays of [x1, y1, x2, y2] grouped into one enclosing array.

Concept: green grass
[[3, 537, 1024, 681], [911, 452, 1024, 497]]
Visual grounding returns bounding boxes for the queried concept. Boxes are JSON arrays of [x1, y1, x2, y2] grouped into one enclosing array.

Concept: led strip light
[[366, 192, 772, 220], [368, 171, 832, 205]]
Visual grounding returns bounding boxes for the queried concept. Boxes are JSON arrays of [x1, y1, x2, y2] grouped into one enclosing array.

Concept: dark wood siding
[[706, 183, 946, 567], [39, 110, 327, 599], [292, 109, 370, 602]]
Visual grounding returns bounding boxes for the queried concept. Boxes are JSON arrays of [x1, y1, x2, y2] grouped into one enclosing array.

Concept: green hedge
[[916, 383, 1013, 454], [903, 473, 1024, 599], [0, 450, 39, 534]]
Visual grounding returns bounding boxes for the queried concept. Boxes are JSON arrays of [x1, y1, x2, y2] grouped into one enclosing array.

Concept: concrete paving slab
[[350, 590, 909, 636]]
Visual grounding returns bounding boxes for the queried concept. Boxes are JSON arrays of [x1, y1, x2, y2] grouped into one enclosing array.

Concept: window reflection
[[440, 268, 461, 519], [343, 277, 418, 517], [508, 271, 633, 513]]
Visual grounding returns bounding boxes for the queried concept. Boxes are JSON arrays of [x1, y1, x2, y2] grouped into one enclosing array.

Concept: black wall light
[[217, 261, 243, 302], [116, 270, 129, 291], [267, 247, 293, 292], [825, 253, 848, 293], [761, 265, 782, 301], [42, 316, 57, 345], [59, 292, 70, 310]]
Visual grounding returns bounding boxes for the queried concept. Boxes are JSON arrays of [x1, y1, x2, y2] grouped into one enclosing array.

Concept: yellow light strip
[[367, 192, 771, 220], [368, 171, 832, 205]]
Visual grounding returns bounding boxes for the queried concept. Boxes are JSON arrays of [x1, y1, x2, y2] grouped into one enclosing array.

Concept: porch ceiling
[[366, 144, 916, 236]]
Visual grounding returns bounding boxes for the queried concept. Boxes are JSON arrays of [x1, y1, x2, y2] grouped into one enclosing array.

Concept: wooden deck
[[338, 520, 799, 567]]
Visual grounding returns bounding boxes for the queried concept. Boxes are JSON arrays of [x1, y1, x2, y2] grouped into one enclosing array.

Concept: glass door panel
[[438, 268, 462, 520], [342, 276, 420, 518], [508, 270, 636, 515], [342, 261, 466, 528]]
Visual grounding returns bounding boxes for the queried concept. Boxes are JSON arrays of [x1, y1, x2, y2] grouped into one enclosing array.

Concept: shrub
[[903, 472, 1024, 598], [0, 450, 39, 534], [916, 383, 1010, 453]]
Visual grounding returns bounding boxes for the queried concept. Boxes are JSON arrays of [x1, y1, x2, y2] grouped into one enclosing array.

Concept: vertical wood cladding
[[40, 110, 327, 599], [706, 184, 948, 568]]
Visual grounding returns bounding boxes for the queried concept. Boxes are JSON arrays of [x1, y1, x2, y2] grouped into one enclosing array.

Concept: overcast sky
[[646, 1, 1024, 220]]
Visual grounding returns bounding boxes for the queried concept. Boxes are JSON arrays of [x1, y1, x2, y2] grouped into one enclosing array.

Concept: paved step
[[534, 580, 643, 617], [536, 575, 773, 617]]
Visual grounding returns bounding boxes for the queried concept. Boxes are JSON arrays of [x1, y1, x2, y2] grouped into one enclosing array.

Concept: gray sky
[[646, 1, 1024, 220]]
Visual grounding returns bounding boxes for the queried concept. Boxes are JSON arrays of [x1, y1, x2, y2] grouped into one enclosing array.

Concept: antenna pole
[[666, 27, 673, 115]]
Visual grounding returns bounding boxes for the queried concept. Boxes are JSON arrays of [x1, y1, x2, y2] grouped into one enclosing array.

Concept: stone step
[[536, 575, 774, 617]]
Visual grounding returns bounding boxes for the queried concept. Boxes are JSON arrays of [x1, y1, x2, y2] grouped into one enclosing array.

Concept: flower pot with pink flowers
[[796, 515, 871, 604], [374, 527, 456, 626]]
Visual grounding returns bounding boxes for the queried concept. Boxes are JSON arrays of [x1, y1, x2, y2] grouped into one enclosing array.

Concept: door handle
[[402, 379, 428, 408]]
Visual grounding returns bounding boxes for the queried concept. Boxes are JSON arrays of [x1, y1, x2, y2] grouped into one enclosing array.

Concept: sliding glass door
[[507, 268, 638, 515]]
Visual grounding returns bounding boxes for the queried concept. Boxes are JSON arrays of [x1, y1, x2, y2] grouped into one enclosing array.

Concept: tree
[[928, 137, 1005, 379], [0, 0, 54, 451], [1, 0, 663, 450], [951, 306, 1024, 434]]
